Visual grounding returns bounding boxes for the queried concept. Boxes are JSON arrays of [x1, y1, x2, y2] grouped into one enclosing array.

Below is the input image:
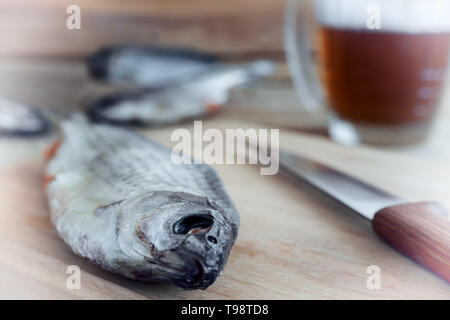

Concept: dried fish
[[45, 116, 239, 289], [87, 45, 221, 87], [87, 60, 275, 126], [0, 97, 51, 137]]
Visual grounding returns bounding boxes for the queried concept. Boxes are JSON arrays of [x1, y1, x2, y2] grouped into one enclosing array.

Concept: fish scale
[[69, 124, 192, 196]]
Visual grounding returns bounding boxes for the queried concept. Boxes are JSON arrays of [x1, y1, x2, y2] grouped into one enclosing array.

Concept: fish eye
[[207, 235, 217, 244], [173, 214, 213, 234]]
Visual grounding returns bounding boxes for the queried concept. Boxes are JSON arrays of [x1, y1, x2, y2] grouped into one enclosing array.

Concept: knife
[[277, 149, 450, 282]]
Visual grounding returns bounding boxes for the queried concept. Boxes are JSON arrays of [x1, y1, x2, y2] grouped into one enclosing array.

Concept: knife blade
[[278, 149, 405, 220], [277, 149, 450, 283]]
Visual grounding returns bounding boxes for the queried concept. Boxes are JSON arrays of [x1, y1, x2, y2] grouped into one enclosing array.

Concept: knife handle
[[372, 202, 450, 282]]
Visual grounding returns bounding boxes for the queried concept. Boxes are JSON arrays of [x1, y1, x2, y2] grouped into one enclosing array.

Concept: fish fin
[[43, 174, 55, 188], [204, 103, 222, 113], [43, 140, 61, 160]]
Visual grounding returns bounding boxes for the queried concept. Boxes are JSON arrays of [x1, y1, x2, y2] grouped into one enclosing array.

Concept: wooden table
[[0, 59, 449, 299]]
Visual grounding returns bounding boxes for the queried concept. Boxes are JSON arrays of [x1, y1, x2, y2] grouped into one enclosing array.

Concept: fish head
[[118, 191, 238, 289], [86, 47, 115, 80]]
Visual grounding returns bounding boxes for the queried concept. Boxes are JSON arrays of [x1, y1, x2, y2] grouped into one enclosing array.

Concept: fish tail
[[243, 60, 276, 77], [42, 174, 55, 188], [43, 140, 61, 160]]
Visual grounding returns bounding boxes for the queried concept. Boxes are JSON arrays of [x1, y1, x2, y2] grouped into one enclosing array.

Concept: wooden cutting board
[[0, 118, 449, 299]]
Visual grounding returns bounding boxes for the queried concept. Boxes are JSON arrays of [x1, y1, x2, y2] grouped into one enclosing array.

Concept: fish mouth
[[171, 259, 219, 290]]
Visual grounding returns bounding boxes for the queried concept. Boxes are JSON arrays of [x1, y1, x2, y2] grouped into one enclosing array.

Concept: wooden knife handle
[[372, 202, 450, 282]]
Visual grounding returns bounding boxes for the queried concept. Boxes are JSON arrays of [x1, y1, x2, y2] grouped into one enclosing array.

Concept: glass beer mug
[[285, 0, 450, 145]]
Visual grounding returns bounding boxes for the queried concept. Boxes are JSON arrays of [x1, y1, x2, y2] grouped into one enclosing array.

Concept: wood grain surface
[[1, 118, 450, 299], [0, 59, 449, 299], [0, 0, 285, 60], [373, 202, 450, 283]]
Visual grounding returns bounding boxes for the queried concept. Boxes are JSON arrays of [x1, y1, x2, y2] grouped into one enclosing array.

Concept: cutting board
[[0, 118, 449, 299]]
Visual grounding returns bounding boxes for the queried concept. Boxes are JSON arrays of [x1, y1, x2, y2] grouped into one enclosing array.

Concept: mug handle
[[284, 0, 325, 112]]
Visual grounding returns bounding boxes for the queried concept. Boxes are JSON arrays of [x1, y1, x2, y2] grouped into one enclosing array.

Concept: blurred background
[[0, 0, 319, 130], [1, 0, 284, 59], [0, 0, 449, 168], [1, 0, 449, 147]]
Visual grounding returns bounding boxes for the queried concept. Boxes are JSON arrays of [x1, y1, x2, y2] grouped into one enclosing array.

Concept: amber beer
[[317, 28, 450, 126], [311, 0, 450, 145]]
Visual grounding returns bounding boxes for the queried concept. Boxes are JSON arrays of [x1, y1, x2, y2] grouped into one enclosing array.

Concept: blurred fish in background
[[0, 45, 275, 136], [87, 55, 275, 126], [0, 97, 51, 137]]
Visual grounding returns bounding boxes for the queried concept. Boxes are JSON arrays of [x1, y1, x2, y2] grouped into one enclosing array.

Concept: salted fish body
[[87, 60, 275, 126], [45, 117, 239, 289]]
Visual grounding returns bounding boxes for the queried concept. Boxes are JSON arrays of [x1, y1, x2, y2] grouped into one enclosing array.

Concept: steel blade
[[278, 150, 404, 220]]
